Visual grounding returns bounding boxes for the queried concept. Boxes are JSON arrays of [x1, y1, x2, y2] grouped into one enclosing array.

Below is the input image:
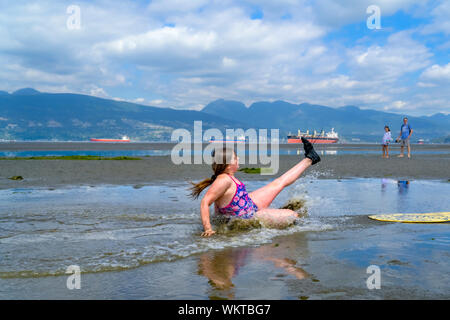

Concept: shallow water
[[0, 180, 327, 279], [1, 148, 450, 158], [0, 177, 449, 298]]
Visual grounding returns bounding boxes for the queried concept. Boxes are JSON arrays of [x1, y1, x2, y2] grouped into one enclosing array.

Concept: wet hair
[[189, 146, 236, 199]]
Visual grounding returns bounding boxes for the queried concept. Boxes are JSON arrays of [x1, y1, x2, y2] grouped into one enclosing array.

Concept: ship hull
[[287, 137, 338, 144]]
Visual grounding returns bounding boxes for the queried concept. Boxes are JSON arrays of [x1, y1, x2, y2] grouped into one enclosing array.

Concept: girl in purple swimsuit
[[190, 138, 321, 237]]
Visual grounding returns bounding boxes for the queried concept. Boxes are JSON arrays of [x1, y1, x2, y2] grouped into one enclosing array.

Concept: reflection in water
[[381, 179, 410, 195], [398, 180, 410, 194], [396, 180, 410, 212], [294, 149, 338, 156], [198, 249, 246, 299], [198, 241, 309, 299], [379, 179, 411, 212], [381, 178, 388, 193]]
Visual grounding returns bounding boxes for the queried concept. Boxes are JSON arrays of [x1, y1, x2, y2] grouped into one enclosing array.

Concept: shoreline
[[0, 141, 449, 151], [1, 153, 449, 190]]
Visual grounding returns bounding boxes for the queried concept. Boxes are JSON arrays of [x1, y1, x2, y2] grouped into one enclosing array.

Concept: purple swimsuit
[[214, 174, 259, 219]]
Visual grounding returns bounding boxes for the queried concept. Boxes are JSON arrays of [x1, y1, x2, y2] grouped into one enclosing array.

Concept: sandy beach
[[0, 142, 449, 300], [1, 143, 449, 189]]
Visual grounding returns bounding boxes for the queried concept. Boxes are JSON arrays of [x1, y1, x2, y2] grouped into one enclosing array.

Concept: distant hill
[[11, 88, 41, 96], [0, 88, 449, 142], [201, 99, 249, 119], [202, 100, 450, 142], [0, 89, 247, 141]]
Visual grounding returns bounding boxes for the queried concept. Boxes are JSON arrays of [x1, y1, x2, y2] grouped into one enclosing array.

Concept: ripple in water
[[1, 178, 448, 279]]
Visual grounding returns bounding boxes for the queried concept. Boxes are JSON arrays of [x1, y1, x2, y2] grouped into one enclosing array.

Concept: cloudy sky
[[0, 0, 449, 115]]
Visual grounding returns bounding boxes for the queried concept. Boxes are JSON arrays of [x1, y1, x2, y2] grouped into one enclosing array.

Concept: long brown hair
[[189, 146, 235, 199]]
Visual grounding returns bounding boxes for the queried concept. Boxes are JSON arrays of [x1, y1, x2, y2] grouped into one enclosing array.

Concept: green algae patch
[[238, 167, 261, 174], [387, 259, 409, 266], [0, 156, 141, 160], [238, 167, 275, 174], [8, 175, 24, 180]]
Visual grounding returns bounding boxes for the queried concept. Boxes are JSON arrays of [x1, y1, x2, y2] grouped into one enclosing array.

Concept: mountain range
[[0, 88, 448, 142]]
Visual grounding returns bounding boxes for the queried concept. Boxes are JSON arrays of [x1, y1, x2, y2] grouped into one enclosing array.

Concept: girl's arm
[[200, 176, 231, 237]]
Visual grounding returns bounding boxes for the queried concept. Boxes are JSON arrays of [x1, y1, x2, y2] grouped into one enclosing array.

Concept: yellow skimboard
[[368, 212, 450, 223]]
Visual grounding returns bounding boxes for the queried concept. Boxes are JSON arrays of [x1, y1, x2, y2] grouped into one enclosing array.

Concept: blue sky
[[0, 0, 449, 115]]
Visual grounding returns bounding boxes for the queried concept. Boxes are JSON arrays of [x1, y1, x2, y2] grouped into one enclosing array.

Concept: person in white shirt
[[382, 125, 392, 158]]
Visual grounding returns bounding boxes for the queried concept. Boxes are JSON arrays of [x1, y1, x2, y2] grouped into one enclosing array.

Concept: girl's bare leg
[[249, 158, 312, 210], [255, 208, 299, 227]]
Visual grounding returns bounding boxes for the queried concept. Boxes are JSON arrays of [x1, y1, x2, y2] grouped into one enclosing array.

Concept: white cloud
[[222, 57, 237, 68], [419, 0, 450, 35], [133, 98, 145, 103], [420, 63, 450, 82], [146, 0, 209, 14], [89, 87, 108, 98], [384, 100, 407, 111], [346, 30, 432, 81], [0, 0, 448, 116], [304, 75, 359, 90], [416, 82, 437, 88], [149, 99, 165, 105]]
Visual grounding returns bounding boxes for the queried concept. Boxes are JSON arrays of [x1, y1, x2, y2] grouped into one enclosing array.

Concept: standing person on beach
[[190, 138, 321, 237], [382, 126, 392, 158], [397, 117, 413, 158]]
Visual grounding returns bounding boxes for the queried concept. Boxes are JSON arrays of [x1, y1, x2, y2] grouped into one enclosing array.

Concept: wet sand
[[0, 142, 449, 300], [1, 151, 449, 189]]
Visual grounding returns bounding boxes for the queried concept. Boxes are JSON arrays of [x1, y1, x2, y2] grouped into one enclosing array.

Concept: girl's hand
[[201, 229, 216, 237]]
